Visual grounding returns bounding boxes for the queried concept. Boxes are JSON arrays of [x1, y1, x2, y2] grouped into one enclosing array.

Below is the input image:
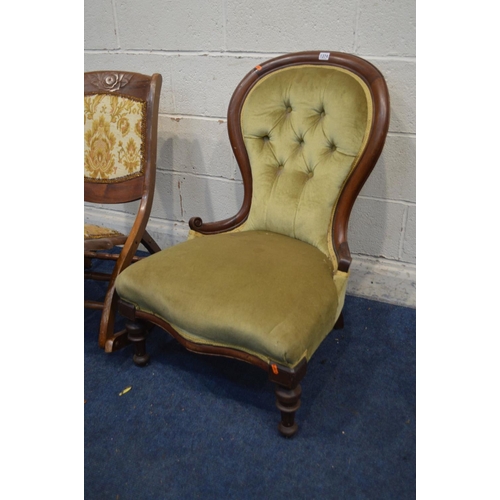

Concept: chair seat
[[115, 230, 340, 367], [84, 223, 125, 240], [84, 224, 127, 251]]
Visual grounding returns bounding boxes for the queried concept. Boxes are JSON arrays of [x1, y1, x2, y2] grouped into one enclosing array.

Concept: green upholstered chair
[[115, 52, 390, 436], [84, 71, 162, 352]]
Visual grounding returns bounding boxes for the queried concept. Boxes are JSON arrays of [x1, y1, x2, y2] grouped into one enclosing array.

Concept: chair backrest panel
[[84, 93, 146, 182], [84, 71, 161, 204], [241, 64, 372, 262], [188, 53, 389, 271]]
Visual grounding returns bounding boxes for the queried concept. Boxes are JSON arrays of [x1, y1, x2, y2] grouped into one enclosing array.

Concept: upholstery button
[[307, 171, 314, 179], [320, 111, 325, 117], [286, 106, 292, 113]]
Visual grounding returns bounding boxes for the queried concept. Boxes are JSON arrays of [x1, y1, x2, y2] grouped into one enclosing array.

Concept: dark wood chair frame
[[85, 71, 162, 353], [118, 52, 390, 436]]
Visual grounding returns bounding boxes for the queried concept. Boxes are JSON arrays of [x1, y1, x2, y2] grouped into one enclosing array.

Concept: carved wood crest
[[87, 72, 132, 92]]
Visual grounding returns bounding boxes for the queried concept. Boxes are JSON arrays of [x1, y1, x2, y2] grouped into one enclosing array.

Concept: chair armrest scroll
[[336, 242, 352, 273], [188, 211, 248, 234]]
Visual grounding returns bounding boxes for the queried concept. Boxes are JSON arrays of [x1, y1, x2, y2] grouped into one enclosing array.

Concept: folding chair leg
[[141, 230, 161, 254], [99, 286, 130, 353]]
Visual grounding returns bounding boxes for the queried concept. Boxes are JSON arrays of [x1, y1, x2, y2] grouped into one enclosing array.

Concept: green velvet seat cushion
[[115, 230, 340, 367]]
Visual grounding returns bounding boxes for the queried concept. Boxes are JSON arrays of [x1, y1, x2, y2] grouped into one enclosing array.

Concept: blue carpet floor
[[85, 256, 415, 499]]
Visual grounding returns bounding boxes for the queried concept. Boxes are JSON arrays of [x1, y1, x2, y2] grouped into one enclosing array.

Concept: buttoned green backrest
[[240, 65, 372, 269]]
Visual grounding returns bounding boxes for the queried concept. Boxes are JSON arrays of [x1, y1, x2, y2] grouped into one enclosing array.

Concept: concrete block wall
[[84, 0, 416, 307]]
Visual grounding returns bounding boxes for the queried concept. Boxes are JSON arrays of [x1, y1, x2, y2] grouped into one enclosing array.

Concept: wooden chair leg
[[141, 230, 162, 254], [87, 235, 159, 352], [126, 320, 150, 367], [100, 283, 131, 353], [98, 285, 118, 349], [275, 384, 302, 437], [102, 287, 132, 353], [334, 311, 344, 330]]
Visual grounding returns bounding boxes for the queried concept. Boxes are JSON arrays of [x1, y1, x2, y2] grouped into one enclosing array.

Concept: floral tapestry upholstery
[[84, 223, 125, 240], [84, 94, 147, 182]]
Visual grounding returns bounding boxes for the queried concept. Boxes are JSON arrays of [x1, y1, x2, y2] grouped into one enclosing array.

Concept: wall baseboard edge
[[348, 255, 416, 308]]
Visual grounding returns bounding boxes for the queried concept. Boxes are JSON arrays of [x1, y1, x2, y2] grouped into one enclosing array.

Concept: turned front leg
[[275, 384, 302, 437], [126, 320, 150, 367]]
